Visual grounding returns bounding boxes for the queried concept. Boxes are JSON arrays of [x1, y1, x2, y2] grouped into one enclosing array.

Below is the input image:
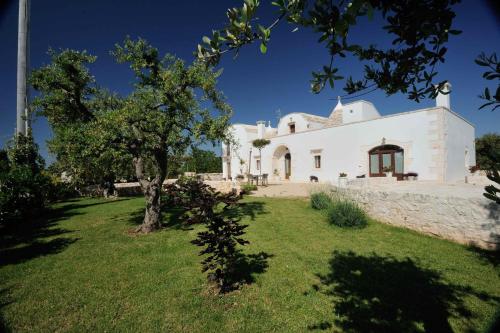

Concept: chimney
[[256, 121, 266, 139], [436, 82, 451, 110]]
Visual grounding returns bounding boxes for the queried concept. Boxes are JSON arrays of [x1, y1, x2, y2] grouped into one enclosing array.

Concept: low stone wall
[[204, 180, 241, 194], [337, 187, 499, 249], [111, 180, 239, 197], [197, 173, 224, 181]]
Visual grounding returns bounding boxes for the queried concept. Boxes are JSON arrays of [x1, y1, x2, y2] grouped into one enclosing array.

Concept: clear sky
[[0, 0, 499, 162]]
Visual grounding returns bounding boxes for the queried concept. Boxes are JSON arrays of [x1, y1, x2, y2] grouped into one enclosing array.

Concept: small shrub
[[310, 192, 331, 210], [241, 184, 257, 194], [327, 200, 368, 228], [166, 177, 249, 293]]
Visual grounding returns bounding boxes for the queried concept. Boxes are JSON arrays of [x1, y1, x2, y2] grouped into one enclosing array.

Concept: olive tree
[[31, 38, 232, 233], [30, 50, 132, 193], [104, 38, 232, 232]]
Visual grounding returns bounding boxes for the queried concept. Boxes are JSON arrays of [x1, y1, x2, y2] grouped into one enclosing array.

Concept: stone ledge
[[337, 187, 499, 249]]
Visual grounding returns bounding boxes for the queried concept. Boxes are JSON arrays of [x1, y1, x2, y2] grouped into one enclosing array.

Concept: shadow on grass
[[223, 201, 267, 221], [467, 246, 500, 269], [0, 288, 12, 333], [124, 206, 194, 231], [0, 198, 124, 267], [307, 251, 499, 332], [124, 200, 267, 231], [227, 251, 273, 289]]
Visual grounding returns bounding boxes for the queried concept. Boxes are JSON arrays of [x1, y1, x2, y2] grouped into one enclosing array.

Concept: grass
[[0, 196, 499, 332]]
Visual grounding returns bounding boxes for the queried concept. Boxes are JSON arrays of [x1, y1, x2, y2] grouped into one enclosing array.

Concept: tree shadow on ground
[[0, 199, 122, 267], [307, 251, 499, 332], [123, 206, 194, 231], [467, 246, 500, 270], [0, 288, 12, 333], [124, 200, 267, 231], [223, 201, 267, 221], [227, 251, 273, 289]]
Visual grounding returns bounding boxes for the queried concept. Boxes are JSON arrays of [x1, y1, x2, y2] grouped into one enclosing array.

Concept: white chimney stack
[[256, 121, 266, 139], [436, 82, 452, 110]]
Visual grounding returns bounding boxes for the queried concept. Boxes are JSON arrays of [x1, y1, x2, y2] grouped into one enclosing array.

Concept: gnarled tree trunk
[[133, 155, 166, 233], [139, 179, 162, 233]]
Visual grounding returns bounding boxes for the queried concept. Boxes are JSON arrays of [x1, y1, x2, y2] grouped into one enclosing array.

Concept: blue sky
[[0, 0, 498, 162]]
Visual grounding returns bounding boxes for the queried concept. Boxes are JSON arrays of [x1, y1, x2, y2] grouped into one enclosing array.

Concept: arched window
[[369, 145, 404, 179]]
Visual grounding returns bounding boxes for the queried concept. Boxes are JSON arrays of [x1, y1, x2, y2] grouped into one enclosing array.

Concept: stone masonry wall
[[340, 187, 499, 249], [110, 180, 240, 197]]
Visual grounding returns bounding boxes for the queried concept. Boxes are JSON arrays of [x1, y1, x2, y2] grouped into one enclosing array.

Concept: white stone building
[[222, 84, 476, 183]]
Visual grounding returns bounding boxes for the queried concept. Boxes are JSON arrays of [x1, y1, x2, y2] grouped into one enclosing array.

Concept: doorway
[[285, 153, 291, 179]]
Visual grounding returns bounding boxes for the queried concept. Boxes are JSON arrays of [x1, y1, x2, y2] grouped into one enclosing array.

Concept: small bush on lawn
[[327, 200, 368, 228], [165, 178, 249, 293], [310, 191, 332, 210], [241, 184, 257, 194]]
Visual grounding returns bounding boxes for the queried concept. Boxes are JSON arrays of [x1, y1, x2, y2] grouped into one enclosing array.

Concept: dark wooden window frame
[[369, 145, 404, 179], [314, 155, 321, 169]]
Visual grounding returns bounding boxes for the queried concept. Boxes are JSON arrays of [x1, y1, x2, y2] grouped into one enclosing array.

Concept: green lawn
[[0, 196, 499, 332]]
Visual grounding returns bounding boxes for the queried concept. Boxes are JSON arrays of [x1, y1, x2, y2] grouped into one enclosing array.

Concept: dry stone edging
[[338, 186, 499, 249]]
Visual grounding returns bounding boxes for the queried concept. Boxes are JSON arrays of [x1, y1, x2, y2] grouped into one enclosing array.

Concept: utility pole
[[16, 0, 30, 136]]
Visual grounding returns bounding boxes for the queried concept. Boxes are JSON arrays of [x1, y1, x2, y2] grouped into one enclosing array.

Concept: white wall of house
[[444, 110, 476, 182], [276, 113, 312, 135], [224, 97, 475, 183], [222, 124, 258, 180], [257, 108, 442, 182]]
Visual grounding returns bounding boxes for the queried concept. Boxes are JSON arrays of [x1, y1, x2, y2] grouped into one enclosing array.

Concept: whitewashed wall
[[226, 107, 475, 183], [444, 110, 476, 182], [276, 113, 310, 135]]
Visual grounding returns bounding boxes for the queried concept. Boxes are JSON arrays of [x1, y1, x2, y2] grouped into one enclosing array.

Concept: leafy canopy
[[252, 139, 271, 150], [475, 52, 500, 111], [197, 0, 461, 102], [30, 50, 133, 187]]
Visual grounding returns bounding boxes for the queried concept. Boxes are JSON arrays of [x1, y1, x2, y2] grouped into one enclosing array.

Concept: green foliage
[[31, 37, 232, 232], [476, 52, 500, 111], [475, 53, 499, 204], [166, 178, 248, 292], [483, 148, 500, 204], [241, 184, 257, 193], [252, 139, 271, 175], [179, 147, 222, 174], [326, 199, 368, 228], [252, 138, 271, 150], [198, 0, 461, 102], [475, 133, 500, 171], [310, 191, 331, 210], [0, 134, 51, 223], [30, 50, 133, 189]]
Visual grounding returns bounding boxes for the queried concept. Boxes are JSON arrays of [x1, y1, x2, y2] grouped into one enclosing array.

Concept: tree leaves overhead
[[197, 0, 461, 102], [476, 52, 500, 111]]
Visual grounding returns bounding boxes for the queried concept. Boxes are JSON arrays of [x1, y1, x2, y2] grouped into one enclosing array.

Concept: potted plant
[[273, 168, 280, 181], [382, 166, 393, 178], [338, 172, 348, 188]]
